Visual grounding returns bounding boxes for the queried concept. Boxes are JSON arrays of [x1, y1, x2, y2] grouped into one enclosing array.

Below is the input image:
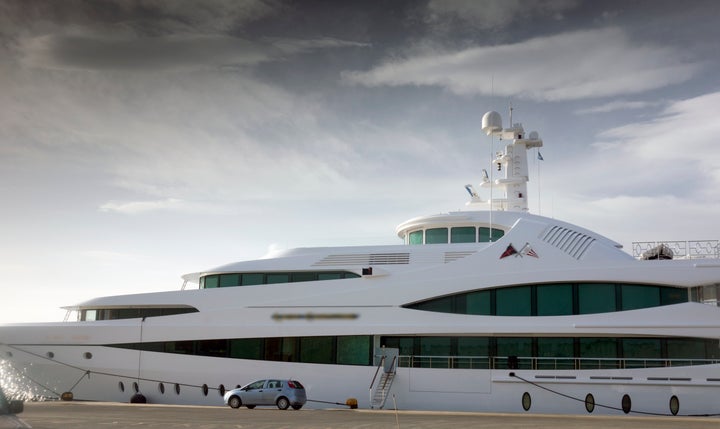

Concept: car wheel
[[228, 396, 242, 409], [292, 405, 303, 410], [246, 405, 256, 409], [276, 397, 290, 410]]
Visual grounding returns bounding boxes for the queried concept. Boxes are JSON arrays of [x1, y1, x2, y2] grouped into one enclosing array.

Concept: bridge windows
[[200, 271, 360, 289], [405, 226, 505, 245], [405, 283, 688, 316]]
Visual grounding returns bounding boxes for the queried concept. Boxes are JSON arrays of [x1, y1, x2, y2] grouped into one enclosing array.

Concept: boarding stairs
[[370, 348, 398, 409]]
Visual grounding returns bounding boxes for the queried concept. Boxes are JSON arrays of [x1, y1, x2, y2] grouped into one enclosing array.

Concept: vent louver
[[313, 253, 410, 266], [444, 251, 476, 263], [541, 226, 595, 259]]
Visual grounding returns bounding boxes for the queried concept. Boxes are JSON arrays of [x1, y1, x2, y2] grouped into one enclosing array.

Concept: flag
[[500, 244, 518, 259], [537, 151, 544, 161], [522, 244, 539, 258]]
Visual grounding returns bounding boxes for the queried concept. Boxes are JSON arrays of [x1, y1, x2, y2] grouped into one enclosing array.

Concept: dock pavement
[[11, 401, 719, 429]]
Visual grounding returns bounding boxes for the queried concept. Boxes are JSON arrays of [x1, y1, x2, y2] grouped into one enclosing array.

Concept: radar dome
[[482, 111, 502, 135]]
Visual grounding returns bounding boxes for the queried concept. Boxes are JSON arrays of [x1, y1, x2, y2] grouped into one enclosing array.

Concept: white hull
[[3, 343, 720, 416]]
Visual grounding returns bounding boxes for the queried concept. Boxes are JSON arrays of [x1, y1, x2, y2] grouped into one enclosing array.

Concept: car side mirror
[[9, 400, 23, 414]]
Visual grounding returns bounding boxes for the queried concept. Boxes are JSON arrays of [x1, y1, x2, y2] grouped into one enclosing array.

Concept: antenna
[[509, 102, 513, 128]]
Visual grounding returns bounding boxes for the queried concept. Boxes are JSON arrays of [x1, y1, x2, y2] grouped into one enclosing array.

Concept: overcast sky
[[1, 0, 719, 323]]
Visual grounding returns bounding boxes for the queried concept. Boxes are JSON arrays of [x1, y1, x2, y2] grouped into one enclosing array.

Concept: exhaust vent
[[313, 253, 410, 266], [541, 226, 595, 259]]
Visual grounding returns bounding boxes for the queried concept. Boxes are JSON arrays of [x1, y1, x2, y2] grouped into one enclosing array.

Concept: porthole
[[46, 351, 55, 359], [175, 383, 181, 395], [521, 392, 531, 411], [621, 394, 632, 414], [83, 352, 93, 360], [584, 393, 595, 413], [158, 383, 165, 394], [133, 382, 139, 393], [118, 382, 125, 392], [202, 384, 209, 396], [218, 384, 226, 396], [669, 395, 680, 416]]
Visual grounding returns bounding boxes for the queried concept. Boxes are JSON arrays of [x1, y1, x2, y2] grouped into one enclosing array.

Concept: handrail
[[387, 355, 397, 374], [369, 355, 385, 390], [632, 240, 720, 259], [397, 355, 720, 370]]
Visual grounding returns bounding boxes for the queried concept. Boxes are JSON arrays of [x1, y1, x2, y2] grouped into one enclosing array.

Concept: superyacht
[[1, 111, 719, 416]]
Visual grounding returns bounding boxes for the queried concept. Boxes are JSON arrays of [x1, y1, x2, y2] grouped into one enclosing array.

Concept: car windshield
[[246, 380, 265, 390]]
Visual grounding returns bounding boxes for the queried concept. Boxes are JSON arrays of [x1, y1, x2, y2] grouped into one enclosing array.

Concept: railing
[[369, 355, 385, 391], [397, 355, 720, 370], [632, 240, 719, 259]]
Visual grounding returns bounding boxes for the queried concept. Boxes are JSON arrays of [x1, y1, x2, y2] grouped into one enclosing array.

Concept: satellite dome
[[482, 111, 502, 135]]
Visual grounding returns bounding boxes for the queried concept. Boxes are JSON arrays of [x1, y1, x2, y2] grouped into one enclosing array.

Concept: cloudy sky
[[1, 0, 719, 323]]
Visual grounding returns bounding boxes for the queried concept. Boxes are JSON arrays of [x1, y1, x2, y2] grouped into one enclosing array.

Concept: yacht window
[[291, 272, 316, 283], [661, 287, 687, 305], [465, 290, 492, 315], [230, 338, 263, 360], [204, 276, 219, 289], [579, 338, 618, 369], [219, 274, 241, 288], [536, 284, 573, 316], [408, 231, 423, 244], [496, 286, 531, 316], [241, 273, 264, 285], [621, 284, 660, 311], [622, 338, 662, 367], [536, 338, 574, 369], [337, 336, 371, 365], [405, 283, 687, 316], [409, 230, 423, 245], [267, 273, 290, 284], [451, 227, 476, 243], [300, 336, 334, 364], [457, 337, 491, 366], [317, 272, 342, 280], [425, 228, 448, 244], [479, 227, 504, 242], [667, 338, 708, 361], [496, 337, 532, 369], [578, 283, 616, 314]]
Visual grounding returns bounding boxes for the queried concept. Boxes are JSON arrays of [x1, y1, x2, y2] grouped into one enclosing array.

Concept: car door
[[241, 380, 267, 405], [262, 380, 283, 404]]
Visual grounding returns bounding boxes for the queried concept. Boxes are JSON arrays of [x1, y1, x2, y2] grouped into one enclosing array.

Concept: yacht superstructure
[[1, 111, 719, 416]]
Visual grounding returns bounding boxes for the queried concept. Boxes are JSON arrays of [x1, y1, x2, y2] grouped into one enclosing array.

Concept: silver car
[[223, 379, 307, 410]]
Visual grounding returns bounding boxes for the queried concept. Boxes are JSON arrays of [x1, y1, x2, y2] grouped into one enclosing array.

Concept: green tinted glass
[[451, 227, 476, 243], [425, 228, 448, 244]]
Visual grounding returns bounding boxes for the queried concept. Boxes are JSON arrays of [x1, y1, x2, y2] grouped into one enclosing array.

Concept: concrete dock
[[13, 401, 719, 429]]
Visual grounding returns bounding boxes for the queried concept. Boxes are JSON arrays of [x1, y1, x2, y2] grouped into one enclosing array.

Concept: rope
[[3, 344, 353, 407], [509, 372, 720, 417]]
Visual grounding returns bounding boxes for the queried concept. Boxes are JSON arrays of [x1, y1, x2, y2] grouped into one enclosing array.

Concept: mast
[[468, 111, 543, 212]]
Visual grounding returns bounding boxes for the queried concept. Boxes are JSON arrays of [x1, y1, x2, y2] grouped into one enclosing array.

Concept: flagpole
[[537, 149, 541, 214]]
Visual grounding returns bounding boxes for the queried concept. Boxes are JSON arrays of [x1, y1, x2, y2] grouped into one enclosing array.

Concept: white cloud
[[542, 91, 720, 230], [343, 28, 702, 101], [596, 91, 720, 166], [575, 100, 664, 115], [99, 198, 186, 214]]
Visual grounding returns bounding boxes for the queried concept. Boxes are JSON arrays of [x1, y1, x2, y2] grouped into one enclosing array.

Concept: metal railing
[[632, 240, 719, 259], [397, 355, 720, 370]]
